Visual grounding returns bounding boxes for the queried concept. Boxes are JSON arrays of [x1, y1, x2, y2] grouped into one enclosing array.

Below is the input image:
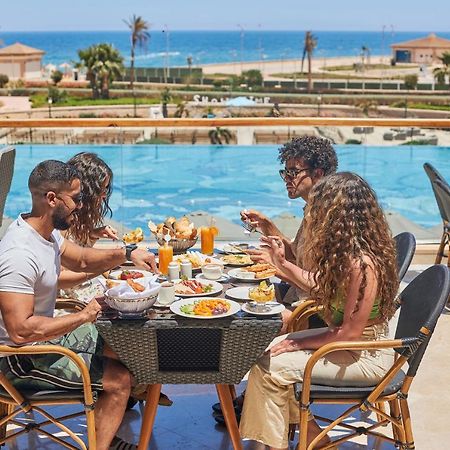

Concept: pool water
[[5, 144, 450, 229]]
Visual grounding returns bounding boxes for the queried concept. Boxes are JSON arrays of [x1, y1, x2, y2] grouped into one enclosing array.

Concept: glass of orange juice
[[201, 224, 218, 255], [158, 244, 173, 275]]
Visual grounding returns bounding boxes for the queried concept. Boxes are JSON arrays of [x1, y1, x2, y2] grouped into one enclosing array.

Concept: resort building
[[391, 33, 450, 64], [0, 42, 45, 79]]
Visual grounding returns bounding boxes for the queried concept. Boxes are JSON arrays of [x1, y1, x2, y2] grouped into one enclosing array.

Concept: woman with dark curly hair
[[57, 153, 118, 296], [239, 172, 399, 449]]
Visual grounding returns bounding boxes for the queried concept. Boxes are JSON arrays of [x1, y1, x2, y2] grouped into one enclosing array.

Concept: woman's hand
[[260, 235, 286, 268], [90, 225, 119, 241], [270, 338, 302, 356], [246, 248, 275, 266]]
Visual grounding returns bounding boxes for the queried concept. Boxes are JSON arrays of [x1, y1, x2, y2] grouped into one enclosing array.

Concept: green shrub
[[51, 70, 63, 85], [345, 139, 362, 145], [79, 112, 97, 118]]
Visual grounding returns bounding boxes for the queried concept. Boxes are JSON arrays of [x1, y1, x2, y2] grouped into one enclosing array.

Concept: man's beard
[[52, 204, 72, 230]]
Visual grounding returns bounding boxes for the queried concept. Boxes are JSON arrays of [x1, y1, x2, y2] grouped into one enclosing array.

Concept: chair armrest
[[287, 299, 323, 332], [55, 298, 86, 312], [0, 344, 95, 407]]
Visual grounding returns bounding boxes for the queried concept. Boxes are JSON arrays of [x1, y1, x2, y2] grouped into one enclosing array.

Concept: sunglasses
[[279, 168, 310, 181]]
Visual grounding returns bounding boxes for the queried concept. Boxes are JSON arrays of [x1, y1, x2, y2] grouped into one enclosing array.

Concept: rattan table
[[96, 309, 282, 449]]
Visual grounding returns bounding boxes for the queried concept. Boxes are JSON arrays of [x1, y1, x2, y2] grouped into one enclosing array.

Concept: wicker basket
[[156, 237, 198, 254]]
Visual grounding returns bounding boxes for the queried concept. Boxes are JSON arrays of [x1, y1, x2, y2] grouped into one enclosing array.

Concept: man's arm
[[58, 268, 102, 290], [0, 292, 101, 345], [60, 239, 158, 273]]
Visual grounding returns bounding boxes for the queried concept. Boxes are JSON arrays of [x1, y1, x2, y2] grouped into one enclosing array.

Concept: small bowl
[[104, 292, 159, 314], [156, 237, 198, 254], [201, 263, 223, 280]]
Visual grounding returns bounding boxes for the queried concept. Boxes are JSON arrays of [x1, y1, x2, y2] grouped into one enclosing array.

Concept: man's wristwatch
[[125, 244, 138, 261]]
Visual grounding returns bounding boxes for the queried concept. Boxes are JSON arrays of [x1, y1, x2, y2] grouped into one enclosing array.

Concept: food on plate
[[123, 227, 144, 244], [180, 299, 231, 317], [222, 254, 253, 266], [127, 278, 145, 292], [173, 253, 213, 269], [119, 270, 145, 280], [174, 279, 213, 295], [248, 281, 275, 302], [149, 216, 197, 240], [105, 280, 120, 289], [245, 263, 277, 279]]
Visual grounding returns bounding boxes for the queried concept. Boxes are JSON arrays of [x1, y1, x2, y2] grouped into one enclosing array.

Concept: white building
[[0, 42, 45, 80]]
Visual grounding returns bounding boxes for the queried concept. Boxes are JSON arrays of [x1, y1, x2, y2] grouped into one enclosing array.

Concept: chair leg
[[0, 403, 10, 441], [435, 231, 447, 264], [229, 384, 237, 400], [398, 398, 415, 449], [388, 399, 406, 445], [137, 383, 161, 450], [216, 384, 243, 450], [86, 405, 96, 450]]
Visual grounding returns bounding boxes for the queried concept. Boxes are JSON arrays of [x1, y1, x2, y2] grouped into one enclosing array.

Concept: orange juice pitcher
[[201, 220, 218, 255], [158, 244, 173, 275]]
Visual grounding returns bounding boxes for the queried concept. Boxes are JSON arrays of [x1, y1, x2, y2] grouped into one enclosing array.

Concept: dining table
[[95, 252, 283, 450]]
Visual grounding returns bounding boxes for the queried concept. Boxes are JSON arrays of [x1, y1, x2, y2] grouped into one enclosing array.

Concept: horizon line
[[1, 28, 448, 33]]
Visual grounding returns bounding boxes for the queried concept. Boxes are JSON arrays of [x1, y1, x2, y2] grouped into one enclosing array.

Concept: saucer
[[154, 296, 181, 308], [195, 273, 230, 283]]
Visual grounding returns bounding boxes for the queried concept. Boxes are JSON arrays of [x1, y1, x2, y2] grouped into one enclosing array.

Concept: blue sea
[[2, 30, 450, 68]]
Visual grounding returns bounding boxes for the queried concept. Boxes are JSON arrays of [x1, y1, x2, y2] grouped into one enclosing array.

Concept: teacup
[[158, 281, 176, 305], [201, 263, 223, 280]]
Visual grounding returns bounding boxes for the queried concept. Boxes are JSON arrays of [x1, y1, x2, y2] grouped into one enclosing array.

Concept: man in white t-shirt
[[0, 160, 157, 450]]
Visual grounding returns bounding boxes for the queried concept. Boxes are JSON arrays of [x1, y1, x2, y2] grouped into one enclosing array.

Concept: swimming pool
[[5, 144, 450, 229]]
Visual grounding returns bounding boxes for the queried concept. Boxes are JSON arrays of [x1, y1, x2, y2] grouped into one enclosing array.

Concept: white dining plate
[[153, 296, 181, 308], [228, 268, 273, 282], [174, 279, 223, 298], [222, 243, 249, 254], [241, 302, 285, 316], [195, 273, 230, 283], [225, 286, 251, 301], [108, 269, 154, 280], [170, 298, 241, 319]]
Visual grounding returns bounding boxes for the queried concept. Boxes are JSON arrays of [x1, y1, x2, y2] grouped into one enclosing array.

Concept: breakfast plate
[[174, 279, 223, 298], [170, 298, 240, 319], [228, 268, 273, 282], [225, 286, 251, 301], [241, 302, 285, 316], [195, 273, 230, 283], [107, 269, 154, 281], [220, 254, 253, 267]]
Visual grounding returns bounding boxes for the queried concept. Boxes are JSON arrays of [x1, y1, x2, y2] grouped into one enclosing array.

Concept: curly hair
[[278, 136, 338, 175], [302, 172, 398, 322], [66, 153, 113, 245]]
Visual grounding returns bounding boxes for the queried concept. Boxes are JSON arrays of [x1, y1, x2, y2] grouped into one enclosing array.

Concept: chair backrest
[[423, 162, 450, 222], [394, 232, 416, 281], [0, 147, 16, 229], [395, 264, 450, 376], [433, 180, 450, 224]]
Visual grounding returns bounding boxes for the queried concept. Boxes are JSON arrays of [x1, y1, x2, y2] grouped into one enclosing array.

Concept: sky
[[1, 0, 449, 32]]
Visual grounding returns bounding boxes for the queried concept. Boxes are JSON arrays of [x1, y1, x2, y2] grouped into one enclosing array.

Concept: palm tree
[[301, 31, 317, 92], [174, 101, 189, 118], [160, 87, 172, 118], [208, 127, 232, 145], [433, 51, 450, 85], [124, 15, 150, 91], [77, 44, 124, 99]]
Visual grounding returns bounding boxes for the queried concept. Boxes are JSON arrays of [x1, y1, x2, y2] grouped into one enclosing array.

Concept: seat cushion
[[294, 369, 405, 400], [0, 387, 87, 402]]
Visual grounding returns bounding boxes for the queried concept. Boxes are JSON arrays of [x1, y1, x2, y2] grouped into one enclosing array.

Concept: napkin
[[104, 275, 160, 300]]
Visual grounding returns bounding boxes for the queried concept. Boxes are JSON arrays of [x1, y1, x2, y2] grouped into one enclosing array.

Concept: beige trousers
[[239, 324, 394, 449]]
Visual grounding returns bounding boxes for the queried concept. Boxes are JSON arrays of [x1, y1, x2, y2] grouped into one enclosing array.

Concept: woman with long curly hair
[[239, 172, 399, 450], [58, 152, 118, 297]]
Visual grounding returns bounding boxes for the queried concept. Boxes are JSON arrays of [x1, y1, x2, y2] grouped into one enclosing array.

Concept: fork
[[242, 221, 263, 236]]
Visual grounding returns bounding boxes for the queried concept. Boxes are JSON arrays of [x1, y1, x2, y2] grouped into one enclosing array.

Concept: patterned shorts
[[0, 323, 104, 391]]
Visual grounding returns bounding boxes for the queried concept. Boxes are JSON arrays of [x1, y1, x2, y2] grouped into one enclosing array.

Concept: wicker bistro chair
[[0, 344, 97, 449], [294, 264, 450, 450], [95, 315, 282, 450], [0, 146, 16, 229], [423, 162, 450, 265], [287, 232, 417, 333]]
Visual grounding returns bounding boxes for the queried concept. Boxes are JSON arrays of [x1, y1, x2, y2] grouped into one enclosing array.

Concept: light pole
[[163, 24, 170, 84], [237, 24, 244, 74], [48, 97, 53, 118], [317, 95, 322, 116]]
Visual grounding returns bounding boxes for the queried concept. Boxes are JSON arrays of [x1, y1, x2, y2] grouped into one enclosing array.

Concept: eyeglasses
[[55, 192, 84, 207], [279, 168, 310, 181]]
